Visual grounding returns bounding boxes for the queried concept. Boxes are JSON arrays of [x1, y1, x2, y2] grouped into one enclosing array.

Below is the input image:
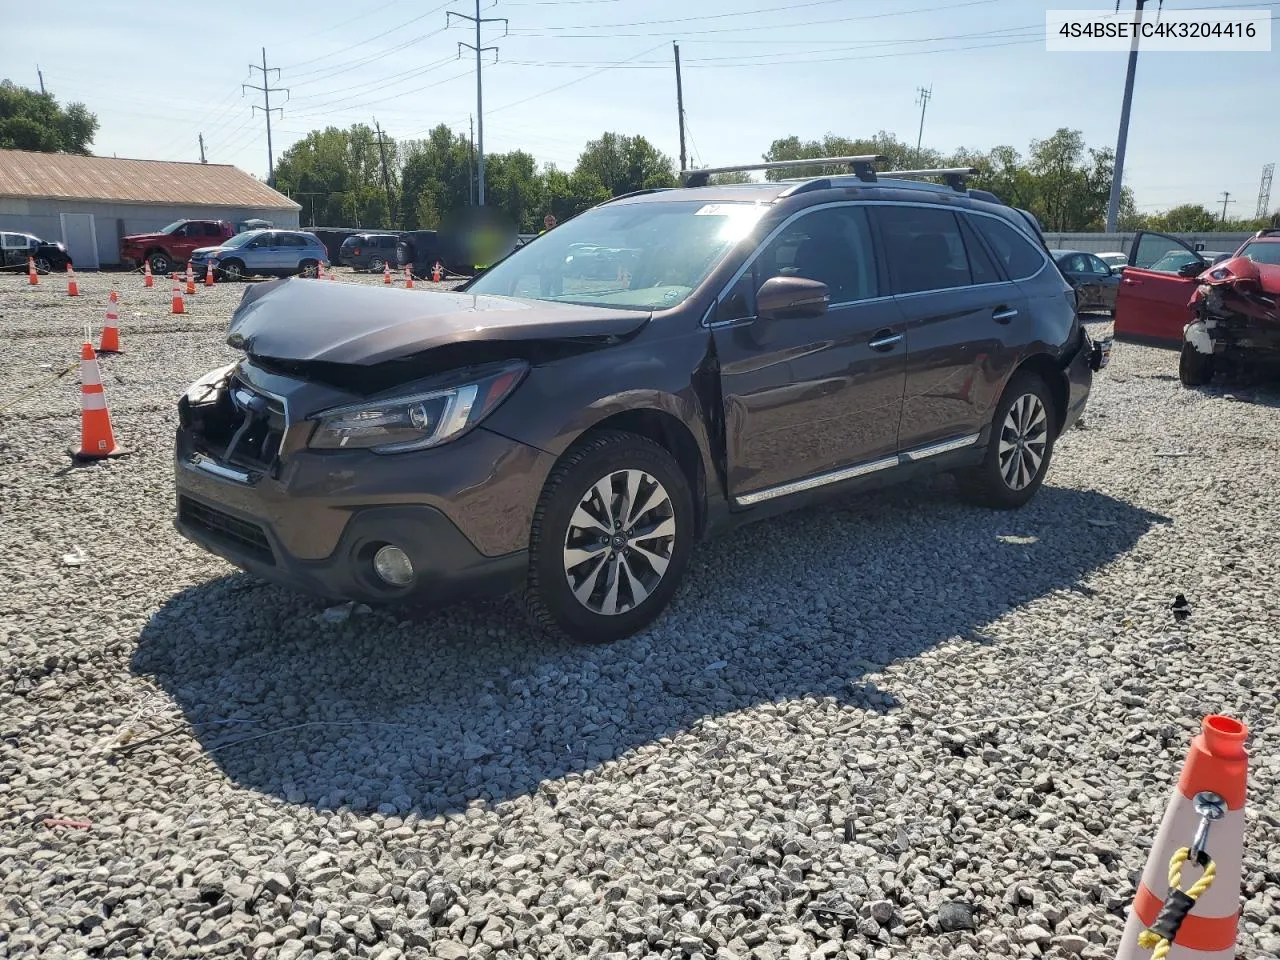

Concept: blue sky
[[4, 0, 1277, 217]]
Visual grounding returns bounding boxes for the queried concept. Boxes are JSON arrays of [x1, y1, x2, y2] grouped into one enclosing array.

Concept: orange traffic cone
[[171, 278, 185, 315], [383, 261, 392, 285], [404, 265, 414, 289], [432, 261, 442, 282], [316, 260, 325, 280], [185, 262, 196, 295], [1116, 715, 1248, 960], [99, 291, 123, 355], [66, 263, 80, 297], [70, 342, 126, 461], [143, 260, 154, 288], [204, 261, 215, 286], [27, 256, 39, 285]]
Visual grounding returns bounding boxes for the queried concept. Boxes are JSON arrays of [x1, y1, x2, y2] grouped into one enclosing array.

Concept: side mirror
[[1178, 260, 1205, 278], [756, 275, 829, 321]]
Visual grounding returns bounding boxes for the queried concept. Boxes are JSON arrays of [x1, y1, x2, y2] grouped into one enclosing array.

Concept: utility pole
[[244, 48, 289, 187], [1106, 0, 1148, 233], [448, 1, 508, 206], [673, 43, 687, 174], [914, 85, 932, 165], [1219, 191, 1233, 223], [36, 65, 45, 95], [1256, 163, 1274, 220], [373, 119, 396, 229], [198, 134, 207, 164], [469, 115, 476, 206]]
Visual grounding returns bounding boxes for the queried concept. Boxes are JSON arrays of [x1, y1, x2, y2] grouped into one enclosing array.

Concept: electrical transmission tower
[[1257, 163, 1274, 219], [448, 1, 508, 206], [244, 48, 289, 187]]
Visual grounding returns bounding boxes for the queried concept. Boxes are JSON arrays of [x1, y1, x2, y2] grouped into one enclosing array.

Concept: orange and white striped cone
[[383, 261, 392, 285], [99, 291, 123, 355], [185, 262, 196, 295], [143, 260, 154, 288], [171, 278, 185, 315], [27, 256, 39, 285], [1116, 715, 1248, 960], [316, 260, 325, 280], [204, 261, 214, 286], [404, 265, 414, 289], [66, 263, 80, 297], [432, 261, 442, 282], [70, 342, 126, 461]]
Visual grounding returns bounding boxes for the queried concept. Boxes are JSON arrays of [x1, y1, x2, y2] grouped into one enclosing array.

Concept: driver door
[[1113, 231, 1204, 346], [710, 204, 906, 506]]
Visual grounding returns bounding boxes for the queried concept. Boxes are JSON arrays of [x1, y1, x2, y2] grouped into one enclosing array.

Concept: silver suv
[[191, 230, 329, 281]]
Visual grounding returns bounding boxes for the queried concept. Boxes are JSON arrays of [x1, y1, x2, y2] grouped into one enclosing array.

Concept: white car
[[1096, 251, 1128, 269]]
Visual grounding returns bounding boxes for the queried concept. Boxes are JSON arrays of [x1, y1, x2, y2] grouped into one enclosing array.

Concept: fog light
[[373, 545, 414, 587]]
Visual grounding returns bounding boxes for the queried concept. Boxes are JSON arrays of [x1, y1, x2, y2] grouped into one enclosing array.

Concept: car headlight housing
[[184, 362, 238, 405], [307, 363, 527, 453]]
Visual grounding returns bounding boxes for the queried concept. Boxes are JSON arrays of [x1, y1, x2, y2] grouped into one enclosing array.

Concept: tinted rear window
[[874, 206, 975, 294], [970, 215, 1046, 281]]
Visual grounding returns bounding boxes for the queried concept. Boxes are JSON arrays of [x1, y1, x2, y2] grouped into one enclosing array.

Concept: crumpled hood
[[1191, 256, 1280, 324], [226, 276, 652, 365]]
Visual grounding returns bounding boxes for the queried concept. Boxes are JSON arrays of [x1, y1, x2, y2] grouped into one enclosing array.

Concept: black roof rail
[[600, 187, 677, 205], [879, 167, 980, 193], [1253, 227, 1280, 238], [679, 154, 887, 188]]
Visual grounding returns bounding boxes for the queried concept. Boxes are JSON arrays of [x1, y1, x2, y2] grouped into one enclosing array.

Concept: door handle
[[1123, 277, 1143, 286], [868, 330, 903, 351], [992, 306, 1018, 324]]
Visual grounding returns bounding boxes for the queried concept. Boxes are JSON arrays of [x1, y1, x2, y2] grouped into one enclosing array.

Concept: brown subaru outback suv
[[174, 157, 1108, 644]]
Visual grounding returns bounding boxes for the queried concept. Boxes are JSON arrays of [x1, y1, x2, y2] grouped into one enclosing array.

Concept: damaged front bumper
[[1185, 261, 1280, 361]]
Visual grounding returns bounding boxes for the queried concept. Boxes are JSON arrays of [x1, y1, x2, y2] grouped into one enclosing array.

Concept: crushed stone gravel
[[1, 272, 1278, 960]]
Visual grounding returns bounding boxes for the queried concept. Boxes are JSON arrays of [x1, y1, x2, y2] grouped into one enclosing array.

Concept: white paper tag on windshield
[[694, 204, 733, 216]]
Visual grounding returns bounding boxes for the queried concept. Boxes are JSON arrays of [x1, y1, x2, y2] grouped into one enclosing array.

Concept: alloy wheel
[[221, 262, 242, 281], [34, 257, 52, 272], [998, 393, 1049, 491], [562, 469, 676, 616]]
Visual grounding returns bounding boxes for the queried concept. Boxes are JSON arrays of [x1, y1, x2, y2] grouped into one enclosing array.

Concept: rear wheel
[[298, 259, 319, 278], [1179, 341, 1215, 387], [522, 430, 694, 644], [148, 251, 171, 276], [957, 371, 1056, 509], [368, 256, 386, 273], [219, 259, 245, 282]]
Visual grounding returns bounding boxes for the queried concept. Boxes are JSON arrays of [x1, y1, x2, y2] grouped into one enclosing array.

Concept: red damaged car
[[1113, 229, 1280, 386]]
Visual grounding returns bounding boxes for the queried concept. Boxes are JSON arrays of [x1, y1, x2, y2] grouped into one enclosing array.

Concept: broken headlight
[[307, 363, 527, 453], [184, 362, 239, 406]]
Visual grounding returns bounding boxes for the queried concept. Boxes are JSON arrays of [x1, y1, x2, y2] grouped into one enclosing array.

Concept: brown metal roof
[[0, 149, 301, 210]]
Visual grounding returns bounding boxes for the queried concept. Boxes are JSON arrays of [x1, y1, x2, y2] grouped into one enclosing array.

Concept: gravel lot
[[2, 270, 1278, 960]]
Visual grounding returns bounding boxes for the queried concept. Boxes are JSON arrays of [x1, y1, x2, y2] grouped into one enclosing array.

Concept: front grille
[[179, 496, 275, 565]]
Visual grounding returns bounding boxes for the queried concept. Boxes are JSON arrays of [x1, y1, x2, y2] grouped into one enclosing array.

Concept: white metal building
[[0, 149, 301, 268]]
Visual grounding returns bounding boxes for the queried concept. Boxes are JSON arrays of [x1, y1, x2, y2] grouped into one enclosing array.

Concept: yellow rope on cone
[[1137, 846, 1217, 959]]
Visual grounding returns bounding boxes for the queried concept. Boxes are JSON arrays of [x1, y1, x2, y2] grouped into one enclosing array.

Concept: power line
[[244, 49, 289, 187], [446, 0, 509, 206], [279, 4, 453, 72], [487, 41, 667, 115]]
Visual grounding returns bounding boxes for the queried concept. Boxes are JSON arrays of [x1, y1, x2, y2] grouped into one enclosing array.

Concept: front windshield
[[1238, 241, 1280, 266], [160, 220, 186, 234], [467, 199, 769, 310], [220, 231, 257, 248]]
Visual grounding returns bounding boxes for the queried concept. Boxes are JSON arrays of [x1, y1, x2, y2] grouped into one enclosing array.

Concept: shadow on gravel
[[133, 480, 1167, 817]]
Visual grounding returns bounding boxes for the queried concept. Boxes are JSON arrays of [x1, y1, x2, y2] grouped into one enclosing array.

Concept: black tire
[[219, 259, 245, 282], [957, 371, 1057, 510], [148, 251, 171, 276], [368, 256, 386, 273], [33, 255, 53, 273], [1179, 341, 1215, 387], [298, 259, 318, 278], [522, 430, 694, 644]]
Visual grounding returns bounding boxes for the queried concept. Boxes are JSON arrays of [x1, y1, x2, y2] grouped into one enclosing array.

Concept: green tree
[[485, 150, 544, 232], [1148, 204, 1225, 232], [574, 132, 676, 196], [397, 124, 471, 229], [763, 131, 937, 180], [542, 166, 610, 222], [0, 80, 97, 154], [273, 123, 393, 228]]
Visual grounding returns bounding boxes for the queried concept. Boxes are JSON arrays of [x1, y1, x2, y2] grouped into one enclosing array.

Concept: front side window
[[466, 199, 769, 311], [875, 205, 974, 294], [1086, 254, 1111, 275], [1133, 233, 1199, 273]]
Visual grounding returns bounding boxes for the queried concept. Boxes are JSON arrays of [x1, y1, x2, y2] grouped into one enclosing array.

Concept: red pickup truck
[[120, 220, 234, 275]]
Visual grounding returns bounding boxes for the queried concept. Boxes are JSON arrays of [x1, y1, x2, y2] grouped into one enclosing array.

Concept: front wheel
[[298, 259, 318, 278], [218, 259, 245, 282], [148, 252, 171, 276], [957, 372, 1057, 510], [522, 430, 694, 644], [1179, 341, 1215, 387]]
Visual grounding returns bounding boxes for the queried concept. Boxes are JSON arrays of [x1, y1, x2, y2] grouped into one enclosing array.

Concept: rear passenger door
[[873, 203, 1026, 453]]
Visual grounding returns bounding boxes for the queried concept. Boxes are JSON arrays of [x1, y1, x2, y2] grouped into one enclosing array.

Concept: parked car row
[[1, 231, 72, 272]]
